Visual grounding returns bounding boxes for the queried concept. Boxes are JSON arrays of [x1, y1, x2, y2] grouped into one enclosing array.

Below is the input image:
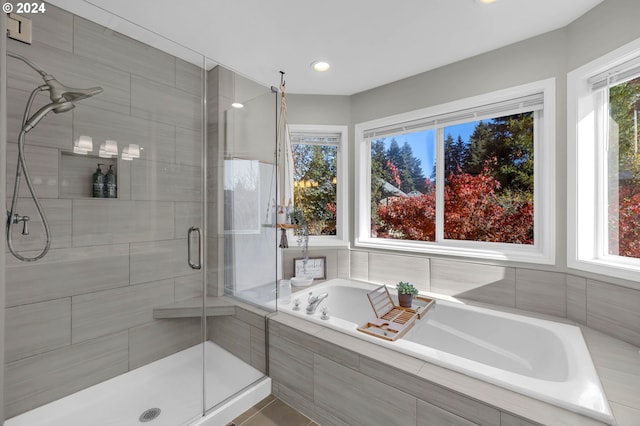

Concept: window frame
[[355, 79, 556, 264], [568, 37, 640, 283], [288, 124, 349, 247]]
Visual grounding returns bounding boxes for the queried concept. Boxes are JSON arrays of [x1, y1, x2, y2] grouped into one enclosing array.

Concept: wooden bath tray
[[357, 285, 435, 341]]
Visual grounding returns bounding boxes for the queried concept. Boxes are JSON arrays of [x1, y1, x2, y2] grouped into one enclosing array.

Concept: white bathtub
[[279, 278, 615, 424]]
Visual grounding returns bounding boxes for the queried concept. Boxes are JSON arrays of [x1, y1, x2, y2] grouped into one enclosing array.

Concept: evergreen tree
[[443, 134, 469, 182], [467, 121, 492, 175]]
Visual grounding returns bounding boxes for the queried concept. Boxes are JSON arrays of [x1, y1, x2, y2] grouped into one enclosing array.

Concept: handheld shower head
[[22, 101, 74, 132]]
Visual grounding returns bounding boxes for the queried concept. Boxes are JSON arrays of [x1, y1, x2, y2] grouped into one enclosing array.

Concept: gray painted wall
[[285, 0, 640, 347], [3, 5, 204, 418]]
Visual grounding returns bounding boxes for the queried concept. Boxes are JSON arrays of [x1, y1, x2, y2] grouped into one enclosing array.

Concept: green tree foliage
[[293, 144, 337, 235], [466, 113, 534, 194], [609, 77, 640, 257], [443, 134, 469, 181], [610, 77, 640, 165]]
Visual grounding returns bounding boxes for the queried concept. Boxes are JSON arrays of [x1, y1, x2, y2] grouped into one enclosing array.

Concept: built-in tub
[[278, 278, 615, 424]]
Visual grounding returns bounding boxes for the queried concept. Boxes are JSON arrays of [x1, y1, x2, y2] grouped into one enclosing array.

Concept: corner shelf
[[153, 296, 239, 319]]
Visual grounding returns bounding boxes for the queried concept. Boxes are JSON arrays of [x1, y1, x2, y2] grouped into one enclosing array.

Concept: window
[[568, 37, 640, 282], [289, 124, 348, 245], [356, 80, 555, 263]]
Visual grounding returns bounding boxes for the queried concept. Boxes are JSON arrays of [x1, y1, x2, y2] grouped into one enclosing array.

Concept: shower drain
[[139, 408, 161, 422]]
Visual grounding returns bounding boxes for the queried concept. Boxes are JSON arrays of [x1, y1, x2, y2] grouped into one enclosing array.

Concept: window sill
[[283, 238, 349, 250], [568, 257, 640, 285], [355, 237, 554, 265]]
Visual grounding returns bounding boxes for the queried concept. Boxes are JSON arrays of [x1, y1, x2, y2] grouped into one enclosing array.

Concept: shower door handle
[[187, 226, 202, 270]]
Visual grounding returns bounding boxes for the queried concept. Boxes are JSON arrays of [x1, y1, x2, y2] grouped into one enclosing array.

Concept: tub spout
[[306, 291, 328, 315]]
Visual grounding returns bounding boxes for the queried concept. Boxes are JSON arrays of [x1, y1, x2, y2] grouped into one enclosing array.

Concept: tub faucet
[[306, 291, 328, 315]]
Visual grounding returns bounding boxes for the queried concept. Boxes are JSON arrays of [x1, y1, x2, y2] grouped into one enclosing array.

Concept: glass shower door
[[3, 7, 208, 425]]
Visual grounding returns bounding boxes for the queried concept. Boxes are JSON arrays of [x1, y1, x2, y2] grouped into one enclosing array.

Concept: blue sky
[[379, 121, 480, 177]]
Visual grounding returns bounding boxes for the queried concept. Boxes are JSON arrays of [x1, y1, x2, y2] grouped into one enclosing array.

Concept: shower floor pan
[[6, 341, 270, 426]]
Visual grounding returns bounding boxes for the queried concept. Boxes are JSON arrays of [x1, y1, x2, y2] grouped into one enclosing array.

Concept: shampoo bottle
[[105, 165, 117, 198], [92, 164, 105, 198]]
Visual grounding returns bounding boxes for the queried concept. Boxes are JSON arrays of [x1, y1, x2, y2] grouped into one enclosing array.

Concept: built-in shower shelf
[[153, 296, 237, 319], [60, 151, 118, 199]]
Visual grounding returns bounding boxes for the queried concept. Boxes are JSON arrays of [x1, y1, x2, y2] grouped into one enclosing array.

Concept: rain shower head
[[44, 75, 104, 104], [7, 52, 104, 131]]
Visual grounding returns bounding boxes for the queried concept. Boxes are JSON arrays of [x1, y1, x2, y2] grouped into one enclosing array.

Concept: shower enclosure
[[2, 4, 275, 425]]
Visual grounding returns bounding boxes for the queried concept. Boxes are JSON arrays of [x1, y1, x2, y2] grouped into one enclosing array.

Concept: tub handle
[[187, 226, 202, 270]]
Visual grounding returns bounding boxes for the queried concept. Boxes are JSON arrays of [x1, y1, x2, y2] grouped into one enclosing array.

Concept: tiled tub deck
[[268, 303, 640, 426]]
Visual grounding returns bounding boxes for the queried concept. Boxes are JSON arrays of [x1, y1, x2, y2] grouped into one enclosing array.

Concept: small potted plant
[[396, 281, 418, 308]]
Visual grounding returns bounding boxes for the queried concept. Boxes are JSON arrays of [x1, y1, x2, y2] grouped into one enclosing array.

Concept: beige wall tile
[[275, 382, 350, 426], [417, 399, 477, 426], [5, 298, 71, 362], [175, 201, 202, 238], [314, 355, 417, 426], [431, 259, 516, 307], [129, 318, 202, 369], [336, 249, 350, 278], [566, 275, 587, 324], [208, 315, 251, 364], [268, 332, 314, 400], [72, 279, 174, 343], [369, 252, 429, 291], [175, 58, 203, 96], [250, 325, 267, 374], [130, 239, 198, 285], [515, 269, 566, 317], [131, 76, 201, 130], [349, 250, 368, 281], [73, 106, 176, 165], [175, 274, 203, 301], [72, 200, 174, 246], [131, 160, 201, 202], [176, 127, 203, 167], [587, 279, 640, 347], [500, 412, 539, 426], [6, 86, 72, 149], [6, 142, 59, 198], [6, 198, 71, 251], [5, 331, 128, 418], [74, 17, 175, 85], [6, 244, 130, 307]]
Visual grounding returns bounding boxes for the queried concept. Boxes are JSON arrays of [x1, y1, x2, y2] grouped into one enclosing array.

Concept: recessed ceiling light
[[231, 102, 244, 108], [311, 61, 330, 72], [477, 0, 497, 3]]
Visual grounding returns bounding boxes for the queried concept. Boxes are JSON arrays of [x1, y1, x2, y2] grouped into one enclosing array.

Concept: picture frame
[[293, 256, 326, 279]]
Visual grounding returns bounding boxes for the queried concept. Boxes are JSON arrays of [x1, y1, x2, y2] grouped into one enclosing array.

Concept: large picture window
[[356, 80, 555, 263], [568, 38, 640, 282]]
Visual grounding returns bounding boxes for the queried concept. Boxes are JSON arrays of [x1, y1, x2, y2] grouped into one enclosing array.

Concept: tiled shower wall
[[4, 6, 204, 418], [350, 250, 640, 348]]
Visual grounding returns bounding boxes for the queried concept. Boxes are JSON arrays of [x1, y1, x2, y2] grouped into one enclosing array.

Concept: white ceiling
[[49, 0, 603, 95]]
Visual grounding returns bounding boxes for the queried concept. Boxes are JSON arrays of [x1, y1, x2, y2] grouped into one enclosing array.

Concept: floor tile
[[231, 396, 313, 426]]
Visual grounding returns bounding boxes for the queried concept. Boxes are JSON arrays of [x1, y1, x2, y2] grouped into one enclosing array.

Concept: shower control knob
[[9, 213, 30, 235], [20, 215, 30, 235]]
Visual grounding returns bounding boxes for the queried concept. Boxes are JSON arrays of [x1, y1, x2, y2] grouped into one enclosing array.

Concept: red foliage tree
[[610, 180, 640, 258], [376, 168, 533, 244]]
